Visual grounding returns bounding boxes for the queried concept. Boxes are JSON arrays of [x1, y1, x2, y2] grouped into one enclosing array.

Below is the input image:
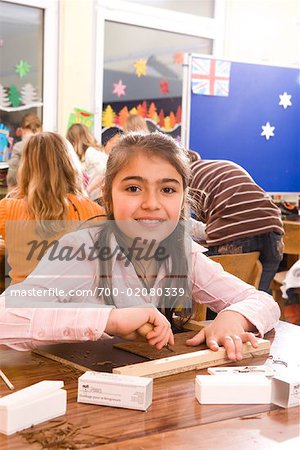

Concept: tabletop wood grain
[[0, 321, 299, 449]]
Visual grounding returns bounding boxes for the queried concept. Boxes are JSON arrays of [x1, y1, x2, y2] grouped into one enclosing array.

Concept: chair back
[[192, 251, 262, 321], [283, 221, 300, 256], [210, 251, 262, 289]]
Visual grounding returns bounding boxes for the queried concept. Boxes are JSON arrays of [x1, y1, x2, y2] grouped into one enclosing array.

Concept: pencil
[[0, 369, 14, 390]]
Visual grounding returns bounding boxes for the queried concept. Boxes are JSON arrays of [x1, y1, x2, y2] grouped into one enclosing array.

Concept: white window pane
[[0, 1, 43, 141], [125, 0, 215, 18]]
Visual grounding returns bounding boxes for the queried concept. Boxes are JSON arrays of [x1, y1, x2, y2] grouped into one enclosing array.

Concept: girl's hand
[[186, 311, 258, 360], [106, 307, 174, 350]]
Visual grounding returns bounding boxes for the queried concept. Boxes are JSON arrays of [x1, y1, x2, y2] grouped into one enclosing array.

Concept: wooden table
[[0, 321, 299, 449]]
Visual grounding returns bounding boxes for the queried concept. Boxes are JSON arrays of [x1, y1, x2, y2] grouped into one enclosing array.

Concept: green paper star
[[15, 60, 31, 78]]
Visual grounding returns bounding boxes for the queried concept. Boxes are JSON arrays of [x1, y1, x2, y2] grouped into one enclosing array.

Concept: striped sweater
[[0, 194, 105, 283], [189, 160, 283, 246]]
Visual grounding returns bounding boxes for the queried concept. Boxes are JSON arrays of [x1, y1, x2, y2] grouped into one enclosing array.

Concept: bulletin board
[[182, 54, 300, 193]]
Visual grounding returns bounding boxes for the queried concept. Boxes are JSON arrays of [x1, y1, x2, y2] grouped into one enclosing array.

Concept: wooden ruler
[[113, 338, 270, 379]]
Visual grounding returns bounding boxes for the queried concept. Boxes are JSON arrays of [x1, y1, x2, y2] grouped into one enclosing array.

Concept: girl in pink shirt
[[0, 133, 280, 359]]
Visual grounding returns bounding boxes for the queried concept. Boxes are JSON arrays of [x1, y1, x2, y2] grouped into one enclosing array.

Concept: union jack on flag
[[191, 58, 231, 96]]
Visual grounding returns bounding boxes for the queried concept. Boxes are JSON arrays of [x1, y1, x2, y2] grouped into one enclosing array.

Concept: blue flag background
[[189, 58, 300, 192]]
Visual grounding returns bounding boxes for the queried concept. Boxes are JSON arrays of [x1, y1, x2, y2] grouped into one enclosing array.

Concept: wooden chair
[[271, 221, 300, 319], [192, 251, 262, 321], [283, 221, 300, 257]]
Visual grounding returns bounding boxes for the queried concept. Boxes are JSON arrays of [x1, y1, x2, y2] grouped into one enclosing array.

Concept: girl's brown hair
[[15, 132, 83, 234], [123, 114, 149, 133], [98, 133, 192, 326], [21, 113, 42, 133], [103, 132, 191, 219], [67, 123, 102, 161]]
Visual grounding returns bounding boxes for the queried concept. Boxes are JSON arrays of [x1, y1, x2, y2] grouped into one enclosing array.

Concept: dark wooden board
[[32, 332, 207, 372], [33, 337, 146, 373], [113, 331, 207, 359]]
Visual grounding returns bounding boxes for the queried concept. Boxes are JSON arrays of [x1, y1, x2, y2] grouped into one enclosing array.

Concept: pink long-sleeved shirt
[[0, 227, 280, 351]]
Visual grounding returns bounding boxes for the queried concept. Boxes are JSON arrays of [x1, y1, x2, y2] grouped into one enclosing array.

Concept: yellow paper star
[[134, 59, 147, 77]]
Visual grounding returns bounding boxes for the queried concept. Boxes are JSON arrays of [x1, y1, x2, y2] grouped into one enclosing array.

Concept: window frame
[[1, 0, 59, 131], [94, 0, 226, 141]]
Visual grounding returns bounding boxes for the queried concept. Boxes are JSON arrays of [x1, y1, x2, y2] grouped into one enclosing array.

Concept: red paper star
[[112, 80, 126, 98], [160, 80, 169, 94], [174, 52, 183, 65]]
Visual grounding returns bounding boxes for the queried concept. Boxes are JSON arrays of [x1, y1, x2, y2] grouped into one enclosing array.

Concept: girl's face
[[111, 151, 184, 242]]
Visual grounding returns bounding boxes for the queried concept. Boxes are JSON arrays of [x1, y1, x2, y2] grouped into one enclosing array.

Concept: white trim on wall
[[94, 0, 226, 141], [1, 0, 59, 131]]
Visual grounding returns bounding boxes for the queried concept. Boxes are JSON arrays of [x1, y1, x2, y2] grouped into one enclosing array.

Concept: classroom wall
[[58, 0, 95, 135], [224, 0, 300, 68], [57, 0, 299, 135]]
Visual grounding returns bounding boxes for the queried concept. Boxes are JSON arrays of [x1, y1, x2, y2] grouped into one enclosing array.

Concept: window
[[102, 21, 212, 142], [96, 0, 222, 142], [0, 1, 43, 141], [0, 0, 58, 159]]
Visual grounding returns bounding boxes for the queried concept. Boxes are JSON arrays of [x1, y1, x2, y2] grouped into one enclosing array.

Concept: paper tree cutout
[[113, 80, 126, 98], [261, 122, 275, 140], [129, 107, 138, 115], [160, 80, 169, 94], [102, 105, 116, 128], [174, 52, 183, 65], [164, 116, 172, 131], [0, 84, 10, 107], [158, 109, 165, 128], [16, 60, 31, 78], [137, 101, 147, 117], [279, 92, 292, 109], [148, 102, 157, 118], [8, 85, 21, 107], [118, 107, 129, 127], [21, 83, 38, 104], [134, 59, 147, 77], [169, 112, 176, 128], [102, 100, 182, 131]]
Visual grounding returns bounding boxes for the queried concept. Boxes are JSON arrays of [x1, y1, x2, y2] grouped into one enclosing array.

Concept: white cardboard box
[[271, 374, 300, 408], [195, 374, 272, 404], [78, 371, 153, 411], [0, 381, 66, 435]]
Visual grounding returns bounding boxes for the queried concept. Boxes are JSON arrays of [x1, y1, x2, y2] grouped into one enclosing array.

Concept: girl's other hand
[[106, 307, 174, 350], [186, 311, 258, 360]]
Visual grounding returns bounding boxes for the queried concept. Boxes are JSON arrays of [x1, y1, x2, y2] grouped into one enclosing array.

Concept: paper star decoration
[[279, 92, 292, 109], [160, 80, 169, 94], [261, 122, 275, 140], [134, 59, 147, 77], [15, 60, 31, 78], [112, 80, 126, 98]]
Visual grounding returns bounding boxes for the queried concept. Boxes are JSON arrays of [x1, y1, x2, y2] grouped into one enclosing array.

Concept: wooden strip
[[113, 338, 270, 379]]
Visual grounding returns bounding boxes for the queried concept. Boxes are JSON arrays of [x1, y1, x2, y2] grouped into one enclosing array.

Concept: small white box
[[195, 375, 272, 404], [271, 374, 300, 408], [0, 381, 67, 436], [77, 371, 153, 411]]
